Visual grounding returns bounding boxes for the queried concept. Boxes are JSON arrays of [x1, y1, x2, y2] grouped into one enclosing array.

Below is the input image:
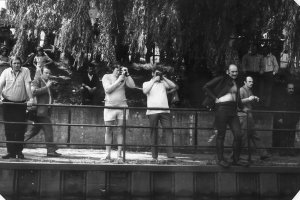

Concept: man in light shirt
[[0, 56, 34, 159], [102, 64, 135, 161], [143, 67, 176, 162]]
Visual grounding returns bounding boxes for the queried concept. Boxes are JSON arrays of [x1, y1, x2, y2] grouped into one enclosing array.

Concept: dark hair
[[152, 65, 163, 73], [36, 46, 44, 52], [10, 56, 22, 66]]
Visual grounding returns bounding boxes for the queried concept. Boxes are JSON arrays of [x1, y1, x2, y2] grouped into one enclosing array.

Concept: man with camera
[[24, 66, 61, 157], [143, 67, 176, 162], [102, 64, 135, 161]]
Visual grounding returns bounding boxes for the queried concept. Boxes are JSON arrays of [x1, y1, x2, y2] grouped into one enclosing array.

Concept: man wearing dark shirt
[[272, 83, 299, 156], [80, 65, 99, 105], [203, 64, 247, 168]]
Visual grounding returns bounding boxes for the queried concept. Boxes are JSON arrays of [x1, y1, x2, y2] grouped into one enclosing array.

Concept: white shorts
[[104, 108, 129, 122]]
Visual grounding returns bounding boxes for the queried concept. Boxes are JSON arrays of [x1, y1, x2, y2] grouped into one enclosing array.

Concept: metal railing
[[0, 102, 299, 162]]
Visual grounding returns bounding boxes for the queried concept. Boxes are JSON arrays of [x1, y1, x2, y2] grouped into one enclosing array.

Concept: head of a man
[[244, 76, 254, 89], [152, 66, 163, 79], [111, 63, 121, 77], [87, 65, 95, 75], [41, 66, 51, 80], [287, 83, 294, 95], [11, 56, 22, 73], [37, 46, 44, 56], [1, 46, 8, 56], [227, 64, 238, 80]]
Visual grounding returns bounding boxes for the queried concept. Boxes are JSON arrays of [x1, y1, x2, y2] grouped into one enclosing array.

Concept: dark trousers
[[81, 88, 95, 105], [215, 103, 242, 162], [25, 116, 57, 152], [148, 113, 174, 159], [2, 100, 27, 155], [239, 115, 267, 155]]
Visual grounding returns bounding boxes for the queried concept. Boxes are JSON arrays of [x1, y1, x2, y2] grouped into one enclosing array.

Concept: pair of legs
[[80, 87, 95, 105], [273, 123, 296, 155], [2, 100, 27, 158], [25, 116, 58, 154], [215, 103, 243, 165], [104, 108, 127, 159], [148, 113, 174, 159], [239, 115, 269, 157]]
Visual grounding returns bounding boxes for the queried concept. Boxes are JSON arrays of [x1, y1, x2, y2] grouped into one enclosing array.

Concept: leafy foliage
[[4, 0, 300, 75]]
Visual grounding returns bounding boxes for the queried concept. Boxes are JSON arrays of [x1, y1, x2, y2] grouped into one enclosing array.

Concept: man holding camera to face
[[143, 67, 176, 162], [102, 64, 135, 161]]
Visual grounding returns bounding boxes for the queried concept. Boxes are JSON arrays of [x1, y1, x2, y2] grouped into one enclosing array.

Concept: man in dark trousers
[[272, 83, 299, 156], [0, 56, 34, 159], [80, 64, 99, 105], [203, 64, 247, 167]]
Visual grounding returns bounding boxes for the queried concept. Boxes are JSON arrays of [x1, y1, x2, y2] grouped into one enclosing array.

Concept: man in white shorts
[[102, 64, 135, 160]]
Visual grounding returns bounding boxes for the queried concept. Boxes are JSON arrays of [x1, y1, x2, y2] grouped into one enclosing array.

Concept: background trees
[[3, 0, 300, 105]]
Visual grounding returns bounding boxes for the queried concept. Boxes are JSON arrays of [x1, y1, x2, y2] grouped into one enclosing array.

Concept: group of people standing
[[101, 64, 176, 162], [0, 46, 60, 159], [203, 63, 299, 168]]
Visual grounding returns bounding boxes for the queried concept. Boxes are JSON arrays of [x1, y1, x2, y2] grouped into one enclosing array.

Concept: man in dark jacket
[[24, 66, 61, 157], [80, 65, 99, 105], [272, 83, 299, 156], [203, 64, 247, 167]]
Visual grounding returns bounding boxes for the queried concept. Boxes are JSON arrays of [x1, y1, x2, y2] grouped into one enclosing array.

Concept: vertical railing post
[[247, 110, 251, 162], [194, 111, 198, 150], [122, 107, 127, 162], [67, 108, 72, 147]]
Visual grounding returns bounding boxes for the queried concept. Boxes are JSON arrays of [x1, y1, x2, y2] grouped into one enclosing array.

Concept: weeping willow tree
[[5, 0, 300, 74]]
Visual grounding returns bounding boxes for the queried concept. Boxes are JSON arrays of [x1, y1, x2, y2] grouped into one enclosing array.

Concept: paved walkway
[[0, 147, 299, 166]]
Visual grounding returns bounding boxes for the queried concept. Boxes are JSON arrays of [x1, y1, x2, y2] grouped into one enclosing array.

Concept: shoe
[[17, 153, 25, 159], [260, 154, 271, 160], [47, 151, 62, 157], [167, 154, 176, 159], [232, 160, 249, 167], [104, 155, 111, 161], [117, 156, 124, 164], [150, 158, 158, 164], [217, 160, 231, 168], [2, 154, 16, 159]]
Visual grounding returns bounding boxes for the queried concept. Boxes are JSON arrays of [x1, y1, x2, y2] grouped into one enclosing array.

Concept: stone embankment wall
[[0, 106, 296, 149]]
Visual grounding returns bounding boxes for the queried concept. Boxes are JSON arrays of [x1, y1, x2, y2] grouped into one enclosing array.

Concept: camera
[[155, 71, 163, 80], [118, 67, 129, 77]]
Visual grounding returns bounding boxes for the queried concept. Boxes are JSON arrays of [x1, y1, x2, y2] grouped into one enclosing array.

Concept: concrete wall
[[0, 106, 284, 149], [1, 164, 300, 199]]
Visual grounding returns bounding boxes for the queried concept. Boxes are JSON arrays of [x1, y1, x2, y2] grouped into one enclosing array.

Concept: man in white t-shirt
[[143, 67, 176, 161], [102, 64, 135, 161]]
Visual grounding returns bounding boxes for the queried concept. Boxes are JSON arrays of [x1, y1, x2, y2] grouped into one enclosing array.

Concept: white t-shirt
[[143, 80, 170, 115], [102, 73, 127, 107]]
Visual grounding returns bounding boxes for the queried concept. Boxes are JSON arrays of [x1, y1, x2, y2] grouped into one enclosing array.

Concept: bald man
[[203, 64, 247, 167]]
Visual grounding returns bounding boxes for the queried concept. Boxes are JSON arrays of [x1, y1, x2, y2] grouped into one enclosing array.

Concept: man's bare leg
[[116, 119, 124, 158], [105, 121, 114, 159]]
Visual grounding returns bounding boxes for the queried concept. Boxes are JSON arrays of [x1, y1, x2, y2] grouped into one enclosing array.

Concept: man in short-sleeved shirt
[[143, 67, 176, 161], [101, 64, 135, 161], [0, 56, 33, 159]]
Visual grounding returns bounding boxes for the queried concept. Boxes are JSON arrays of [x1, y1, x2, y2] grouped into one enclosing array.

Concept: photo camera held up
[[155, 71, 163, 81], [118, 67, 129, 77]]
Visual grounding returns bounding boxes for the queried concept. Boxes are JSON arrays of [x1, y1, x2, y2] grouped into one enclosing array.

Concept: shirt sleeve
[[101, 74, 111, 90], [23, 68, 32, 83], [239, 87, 247, 99]]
